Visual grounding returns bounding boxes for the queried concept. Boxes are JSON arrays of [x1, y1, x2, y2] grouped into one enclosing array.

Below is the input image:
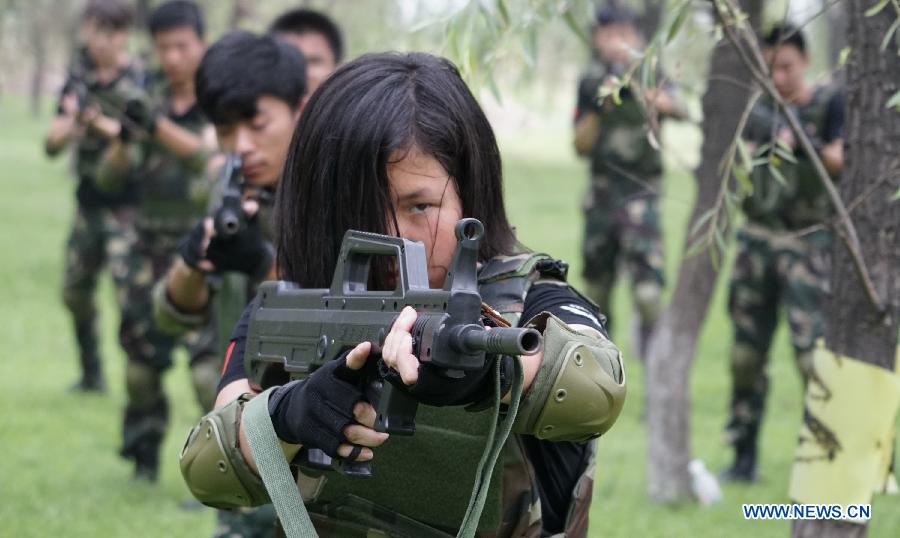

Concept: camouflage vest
[[67, 50, 147, 208], [298, 252, 593, 538], [580, 62, 663, 197], [136, 73, 211, 234], [742, 85, 839, 229]]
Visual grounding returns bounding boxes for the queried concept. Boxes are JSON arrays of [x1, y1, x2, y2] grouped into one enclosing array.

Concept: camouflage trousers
[[62, 204, 138, 385], [725, 223, 832, 452], [119, 227, 220, 471], [581, 178, 665, 332]]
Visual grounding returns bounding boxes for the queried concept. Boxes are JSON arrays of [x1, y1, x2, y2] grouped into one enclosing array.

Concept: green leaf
[[641, 37, 660, 89], [711, 228, 726, 269], [886, 89, 900, 110], [690, 207, 717, 237], [735, 137, 752, 168], [775, 137, 796, 159], [684, 235, 710, 259], [487, 74, 502, 104], [732, 163, 753, 195], [893, 187, 900, 200], [497, 0, 510, 26], [837, 46, 852, 68], [667, 0, 693, 44], [768, 162, 788, 185], [865, 0, 889, 17], [774, 144, 798, 164], [881, 17, 900, 51], [562, 9, 589, 46], [520, 27, 538, 68]]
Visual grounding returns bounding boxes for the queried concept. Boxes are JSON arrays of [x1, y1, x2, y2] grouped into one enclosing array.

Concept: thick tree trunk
[[645, 0, 762, 502], [792, 1, 900, 535]]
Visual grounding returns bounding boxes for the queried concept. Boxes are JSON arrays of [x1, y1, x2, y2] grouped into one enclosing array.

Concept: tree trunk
[[791, 1, 900, 535], [134, 0, 152, 32], [826, 0, 848, 73], [645, 0, 762, 502], [29, 10, 47, 117], [229, 0, 252, 30]]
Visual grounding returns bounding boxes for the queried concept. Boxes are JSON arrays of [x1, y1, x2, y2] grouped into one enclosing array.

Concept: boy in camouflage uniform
[[153, 31, 309, 537], [723, 25, 845, 481], [96, 0, 218, 481], [45, 0, 145, 392], [573, 6, 684, 358]]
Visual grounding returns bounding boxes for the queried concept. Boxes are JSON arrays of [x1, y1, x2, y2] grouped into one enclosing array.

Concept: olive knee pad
[[514, 314, 626, 441], [191, 356, 223, 412], [633, 281, 662, 324], [62, 288, 96, 319], [126, 360, 163, 408], [730, 342, 768, 389]]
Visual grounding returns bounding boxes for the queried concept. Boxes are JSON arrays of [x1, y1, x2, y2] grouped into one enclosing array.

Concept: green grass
[[0, 99, 896, 537]]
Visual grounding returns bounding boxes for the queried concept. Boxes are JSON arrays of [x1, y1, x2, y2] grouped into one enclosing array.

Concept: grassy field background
[[1, 96, 897, 537]]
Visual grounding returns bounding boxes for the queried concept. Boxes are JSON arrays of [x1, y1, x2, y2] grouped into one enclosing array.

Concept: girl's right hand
[[267, 342, 389, 462]]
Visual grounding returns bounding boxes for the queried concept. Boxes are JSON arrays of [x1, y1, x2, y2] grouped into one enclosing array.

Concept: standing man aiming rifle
[[45, 0, 146, 392]]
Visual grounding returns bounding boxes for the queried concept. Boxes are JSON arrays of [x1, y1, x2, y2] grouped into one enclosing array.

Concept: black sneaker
[[134, 461, 159, 482], [69, 376, 107, 393], [720, 453, 758, 483]]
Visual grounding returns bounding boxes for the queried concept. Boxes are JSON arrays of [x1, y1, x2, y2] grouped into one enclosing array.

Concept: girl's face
[[386, 148, 463, 288]]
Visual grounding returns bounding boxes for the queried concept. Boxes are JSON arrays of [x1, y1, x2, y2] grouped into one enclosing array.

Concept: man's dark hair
[[763, 24, 806, 55], [275, 52, 517, 288], [195, 31, 307, 125], [82, 0, 134, 30], [594, 4, 636, 28], [269, 9, 344, 63], [149, 1, 205, 38]]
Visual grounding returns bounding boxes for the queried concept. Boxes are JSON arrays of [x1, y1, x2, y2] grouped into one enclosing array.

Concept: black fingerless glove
[[178, 219, 207, 269], [119, 98, 156, 142], [378, 355, 514, 408], [267, 357, 366, 458], [205, 213, 274, 279]]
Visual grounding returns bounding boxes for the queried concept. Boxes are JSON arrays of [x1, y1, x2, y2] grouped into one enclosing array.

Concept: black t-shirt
[[218, 282, 607, 533]]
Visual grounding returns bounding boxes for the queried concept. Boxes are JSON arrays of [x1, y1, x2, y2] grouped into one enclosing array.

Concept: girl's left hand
[[380, 306, 420, 386]]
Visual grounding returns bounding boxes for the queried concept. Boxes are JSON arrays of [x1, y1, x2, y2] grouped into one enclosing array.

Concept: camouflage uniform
[[153, 187, 277, 536], [575, 62, 666, 341], [725, 85, 844, 462], [96, 73, 220, 476], [50, 49, 147, 388]]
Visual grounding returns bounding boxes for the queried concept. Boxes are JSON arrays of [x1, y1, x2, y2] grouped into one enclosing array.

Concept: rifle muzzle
[[454, 325, 543, 357]]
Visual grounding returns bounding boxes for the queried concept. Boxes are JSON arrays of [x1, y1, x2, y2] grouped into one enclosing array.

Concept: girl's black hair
[[275, 52, 517, 288]]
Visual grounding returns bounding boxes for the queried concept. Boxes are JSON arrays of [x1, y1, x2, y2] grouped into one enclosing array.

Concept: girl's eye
[[411, 203, 431, 214]]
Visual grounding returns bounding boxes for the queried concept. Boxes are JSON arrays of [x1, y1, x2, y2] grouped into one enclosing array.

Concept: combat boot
[[70, 374, 106, 393], [720, 449, 757, 482], [132, 436, 161, 482], [721, 424, 759, 482], [120, 399, 168, 482]]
